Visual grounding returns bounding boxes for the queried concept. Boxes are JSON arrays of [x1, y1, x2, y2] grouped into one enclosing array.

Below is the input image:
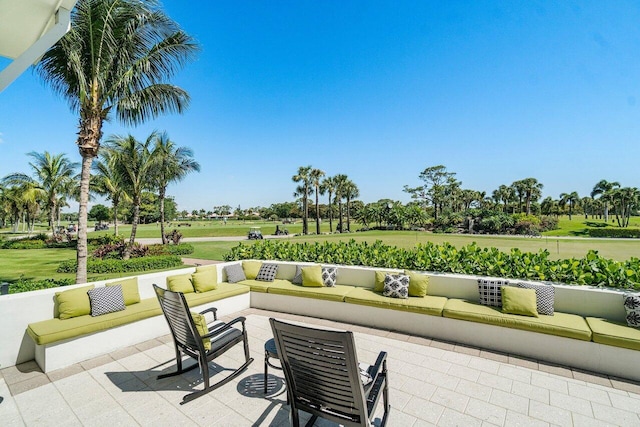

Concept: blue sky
[[2, 1, 640, 212]]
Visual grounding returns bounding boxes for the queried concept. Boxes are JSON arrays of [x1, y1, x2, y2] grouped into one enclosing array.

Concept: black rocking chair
[[269, 318, 390, 426], [154, 285, 253, 404]]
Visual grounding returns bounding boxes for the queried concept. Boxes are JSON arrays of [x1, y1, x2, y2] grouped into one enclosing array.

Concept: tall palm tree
[[610, 187, 639, 227], [521, 178, 543, 215], [310, 168, 325, 234], [333, 174, 349, 232], [93, 149, 131, 236], [559, 191, 580, 220], [292, 166, 312, 235], [320, 176, 337, 233], [151, 132, 200, 243], [36, 0, 198, 283], [591, 179, 620, 223], [343, 179, 360, 232], [3, 152, 78, 234], [106, 133, 156, 257]]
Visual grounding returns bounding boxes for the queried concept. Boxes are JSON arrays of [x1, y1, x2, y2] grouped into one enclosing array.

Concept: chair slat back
[[154, 285, 201, 352], [270, 318, 368, 425]]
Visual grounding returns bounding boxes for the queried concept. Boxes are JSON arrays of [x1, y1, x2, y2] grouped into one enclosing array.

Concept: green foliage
[[224, 239, 640, 290], [57, 255, 183, 274], [88, 234, 125, 246], [147, 243, 194, 255], [0, 238, 46, 249], [8, 277, 75, 293], [588, 228, 640, 238], [89, 204, 111, 222]]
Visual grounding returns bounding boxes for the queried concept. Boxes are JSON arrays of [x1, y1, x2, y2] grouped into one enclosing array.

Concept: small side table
[[264, 338, 282, 393]]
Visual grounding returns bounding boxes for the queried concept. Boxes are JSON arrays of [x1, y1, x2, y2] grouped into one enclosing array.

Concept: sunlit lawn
[[542, 215, 640, 236]]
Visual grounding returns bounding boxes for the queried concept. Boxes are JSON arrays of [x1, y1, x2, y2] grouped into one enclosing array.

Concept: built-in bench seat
[[586, 317, 640, 351], [238, 279, 292, 293], [27, 298, 162, 346], [344, 287, 447, 316], [183, 282, 249, 306], [267, 282, 355, 302], [443, 299, 593, 341]]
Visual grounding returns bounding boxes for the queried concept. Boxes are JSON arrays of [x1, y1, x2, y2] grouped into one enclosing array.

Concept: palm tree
[[511, 180, 526, 213], [343, 179, 360, 232], [521, 178, 543, 215], [3, 152, 78, 234], [93, 149, 131, 236], [320, 176, 337, 233], [36, 0, 198, 283], [333, 174, 348, 232], [151, 132, 200, 244], [309, 168, 325, 234], [292, 166, 312, 235], [106, 133, 156, 257], [591, 179, 620, 223], [610, 187, 639, 227], [559, 192, 580, 220]]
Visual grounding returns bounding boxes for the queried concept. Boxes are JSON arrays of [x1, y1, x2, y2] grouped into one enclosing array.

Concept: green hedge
[[588, 228, 640, 238], [147, 243, 195, 256], [57, 255, 183, 274], [224, 239, 640, 290], [8, 278, 75, 294]]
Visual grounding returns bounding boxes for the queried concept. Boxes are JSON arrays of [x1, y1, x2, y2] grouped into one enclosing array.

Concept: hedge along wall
[[224, 239, 640, 290]]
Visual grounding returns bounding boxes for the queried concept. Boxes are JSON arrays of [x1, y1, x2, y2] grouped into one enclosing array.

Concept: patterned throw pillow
[[477, 278, 510, 307], [256, 263, 279, 282], [516, 281, 555, 315], [623, 293, 640, 328], [292, 265, 303, 284], [383, 274, 409, 299], [87, 285, 126, 317], [224, 264, 246, 283], [321, 266, 338, 287]]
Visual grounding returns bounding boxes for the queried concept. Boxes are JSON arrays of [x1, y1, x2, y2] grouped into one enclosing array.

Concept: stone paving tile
[[455, 378, 493, 402], [528, 400, 573, 426], [505, 410, 550, 427], [489, 388, 530, 415], [430, 386, 469, 412], [572, 369, 614, 387], [47, 362, 84, 382], [478, 371, 513, 392], [79, 354, 114, 371], [567, 382, 612, 405], [537, 362, 573, 379], [509, 355, 539, 370], [591, 402, 640, 426], [609, 377, 640, 395], [479, 349, 509, 364], [465, 397, 507, 425], [1, 361, 45, 386], [571, 412, 618, 427], [454, 344, 481, 356], [403, 395, 445, 424], [438, 408, 482, 427], [511, 381, 550, 404], [549, 390, 593, 417], [430, 339, 456, 351]]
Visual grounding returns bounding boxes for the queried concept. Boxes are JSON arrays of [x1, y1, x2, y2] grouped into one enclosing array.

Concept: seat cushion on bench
[[27, 298, 162, 346], [344, 287, 447, 316], [236, 279, 291, 293], [443, 299, 592, 341], [184, 282, 250, 307], [586, 317, 640, 351], [267, 282, 355, 302]]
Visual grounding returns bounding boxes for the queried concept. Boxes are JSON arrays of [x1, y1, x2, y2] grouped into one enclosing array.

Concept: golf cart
[[274, 225, 289, 236], [248, 227, 263, 240]]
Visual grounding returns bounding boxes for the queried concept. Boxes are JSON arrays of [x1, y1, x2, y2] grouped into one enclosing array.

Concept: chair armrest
[[203, 316, 247, 338], [368, 351, 387, 379], [199, 307, 218, 321]]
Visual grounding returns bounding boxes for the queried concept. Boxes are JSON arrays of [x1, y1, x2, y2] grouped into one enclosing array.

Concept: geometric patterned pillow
[[256, 263, 279, 282], [516, 281, 555, 316], [383, 274, 409, 299], [224, 263, 246, 283], [477, 278, 509, 307], [87, 285, 126, 317], [623, 293, 640, 328], [292, 265, 303, 284], [321, 266, 338, 287]]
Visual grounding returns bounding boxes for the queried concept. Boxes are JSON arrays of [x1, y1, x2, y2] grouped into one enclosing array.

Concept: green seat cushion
[[56, 285, 95, 319], [501, 286, 538, 317], [242, 260, 262, 280], [344, 287, 446, 316], [167, 273, 194, 294], [301, 265, 324, 287], [237, 279, 290, 293], [106, 277, 140, 305], [27, 298, 161, 345], [586, 317, 640, 351], [184, 282, 249, 307], [267, 282, 354, 302], [192, 266, 218, 293], [405, 270, 428, 297], [191, 312, 211, 350], [443, 299, 592, 341]]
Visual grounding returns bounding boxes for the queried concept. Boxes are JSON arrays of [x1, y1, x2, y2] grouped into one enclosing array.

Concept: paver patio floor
[[1, 308, 640, 426]]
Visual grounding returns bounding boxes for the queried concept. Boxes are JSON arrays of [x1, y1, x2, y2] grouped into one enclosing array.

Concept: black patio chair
[[153, 285, 253, 404], [269, 318, 390, 426]]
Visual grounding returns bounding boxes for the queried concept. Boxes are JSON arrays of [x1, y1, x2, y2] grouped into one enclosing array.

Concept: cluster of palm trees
[[292, 166, 359, 234]]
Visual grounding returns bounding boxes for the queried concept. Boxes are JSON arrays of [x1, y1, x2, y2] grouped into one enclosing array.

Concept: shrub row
[[224, 239, 640, 290], [588, 228, 640, 238], [147, 243, 194, 256], [8, 278, 75, 294], [57, 255, 183, 274]]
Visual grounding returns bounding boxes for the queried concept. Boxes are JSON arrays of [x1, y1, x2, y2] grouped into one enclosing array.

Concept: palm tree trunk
[[125, 197, 141, 259], [49, 202, 56, 236], [159, 187, 167, 244], [76, 155, 93, 284], [338, 200, 343, 232], [346, 196, 351, 231], [112, 199, 119, 236], [315, 185, 320, 234], [302, 194, 308, 235], [328, 192, 333, 233]]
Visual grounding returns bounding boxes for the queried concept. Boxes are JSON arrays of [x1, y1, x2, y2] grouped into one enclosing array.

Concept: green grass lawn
[[543, 215, 640, 236]]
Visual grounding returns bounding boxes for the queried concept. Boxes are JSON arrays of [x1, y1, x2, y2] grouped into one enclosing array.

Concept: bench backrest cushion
[[106, 277, 140, 305], [56, 285, 95, 319]]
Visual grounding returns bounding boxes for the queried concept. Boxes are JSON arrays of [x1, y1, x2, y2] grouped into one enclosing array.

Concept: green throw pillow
[[167, 273, 194, 294], [56, 285, 95, 319], [192, 268, 217, 293], [242, 260, 262, 280], [502, 286, 538, 317], [191, 312, 211, 350], [106, 277, 140, 305], [374, 270, 394, 292], [405, 270, 428, 297], [301, 265, 324, 287]]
